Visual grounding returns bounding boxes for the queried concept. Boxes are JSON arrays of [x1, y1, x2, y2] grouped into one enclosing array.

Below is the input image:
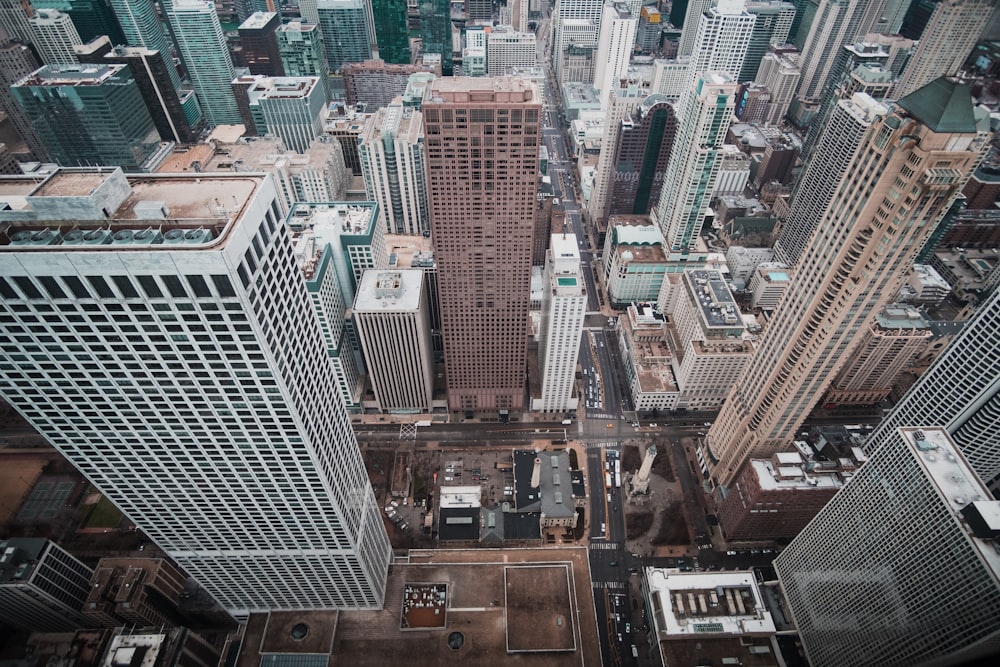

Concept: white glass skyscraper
[[775, 427, 1000, 667], [685, 0, 756, 87], [109, 0, 182, 90], [0, 168, 391, 616], [593, 2, 638, 108]]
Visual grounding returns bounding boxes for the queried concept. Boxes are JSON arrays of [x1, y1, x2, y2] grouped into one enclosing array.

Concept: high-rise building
[[552, 0, 604, 83], [0, 538, 93, 632], [755, 47, 800, 124], [424, 77, 541, 414], [34, 0, 126, 45], [0, 0, 34, 43], [372, 0, 411, 64], [75, 36, 199, 144], [685, 0, 756, 86], [358, 100, 427, 235], [653, 72, 737, 254], [676, 0, 714, 57], [862, 287, 1000, 493], [317, 0, 372, 72], [29, 8, 82, 65], [418, 0, 453, 76], [821, 303, 932, 407], [238, 11, 284, 76], [705, 78, 990, 487], [588, 85, 645, 222], [354, 269, 434, 413], [774, 92, 887, 266], [467, 0, 492, 22], [742, 1, 795, 82], [83, 557, 187, 628], [245, 77, 326, 153], [12, 63, 161, 170], [775, 427, 1000, 667], [794, 0, 888, 104], [0, 40, 46, 159], [895, 0, 996, 98], [463, 26, 487, 76], [108, 0, 182, 91], [594, 2, 638, 108], [486, 25, 537, 77], [605, 94, 679, 219], [533, 234, 586, 413], [277, 21, 329, 101], [0, 168, 392, 616], [298, 0, 319, 23], [166, 0, 241, 128]]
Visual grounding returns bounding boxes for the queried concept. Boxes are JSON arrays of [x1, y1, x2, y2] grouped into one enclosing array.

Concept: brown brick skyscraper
[[423, 77, 541, 414]]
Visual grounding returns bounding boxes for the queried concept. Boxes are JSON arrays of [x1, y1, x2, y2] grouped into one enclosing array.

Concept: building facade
[[316, 0, 372, 73], [486, 26, 537, 77], [109, 0, 183, 90], [371, 0, 411, 65], [424, 77, 541, 414], [705, 79, 990, 487], [0, 169, 391, 616], [0, 538, 93, 632], [29, 8, 82, 65], [741, 1, 794, 82], [238, 11, 285, 77], [246, 77, 327, 153], [593, 2, 638, 108]]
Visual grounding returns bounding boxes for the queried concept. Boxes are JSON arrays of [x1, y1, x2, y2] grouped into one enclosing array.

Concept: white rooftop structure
[[645, 568, 776, 637], [439, 486, 483, 509]]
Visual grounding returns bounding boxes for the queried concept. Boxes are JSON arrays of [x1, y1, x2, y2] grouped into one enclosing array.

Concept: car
[[613, 505, 618, 513], [726, 550, 737, 556], [607, 423, 614, 428], [601, 522, 606, 533], [609, 561, 618, 567], [607, 493, 612, 502], [626, 623, 631, 633], [629, 567, 638, 574]]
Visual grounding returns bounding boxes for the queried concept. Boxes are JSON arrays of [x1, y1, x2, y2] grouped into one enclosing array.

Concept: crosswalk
[[589, 541, 618, 550], [587, 441, 620, 450], [591, 580, 627, 590]]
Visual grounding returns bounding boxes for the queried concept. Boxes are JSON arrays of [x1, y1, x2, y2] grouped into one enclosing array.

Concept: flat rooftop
[[354, 269, 423, 312], [685, 269, 744, 331], [17, 63, 124, 87], [236, 548, 600, 666], [645, 568, 776, 637], [239, 11, 278, 30]]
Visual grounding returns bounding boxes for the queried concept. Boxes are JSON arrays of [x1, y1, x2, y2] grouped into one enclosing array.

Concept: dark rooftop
[[897, 77, 977, 133]]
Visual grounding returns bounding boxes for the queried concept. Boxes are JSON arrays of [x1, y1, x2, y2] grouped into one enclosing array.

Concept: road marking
[[591, 581, 627, 590], [589, 542, 618, 550]]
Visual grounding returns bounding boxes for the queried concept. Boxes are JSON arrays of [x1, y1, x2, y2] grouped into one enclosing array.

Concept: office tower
[[0, 168, 392, 615], [418, 0, 453, 76], [467, 0, 491, 22], [741, 1, 794, 82], [486, 25, 537, 76], [238, 11, 284, 76], [774, 92, 886, 266], [372, 0, 410, 64], [277, 21, 329, 101], [358, 100, 427, 235], [298, 0, 319, 23], [794, 0, 888, 104], [0, 40, 46, 159], [606, 94, 679, 218], [0, 538, 93, 632], [166, 0, 240, 127], [661, 269, 752, 410], [686, 0, 756, 86], [76, 37, 198, 144], [0, 0, 33, 43], [594, 2, 638, 108], [245, 77, 326, 153], [316, 0, 372, 72], [552, 0, 604, 82], [29, 8, 82, 64], [83, 557, 187, 628], [326, 107, 371, 175], [342, 60, 436, 108], [354, 269, 434, 413], [533, 234, 586, 413], [862, 288, 1000, 492], [821, 303, 932, 406], [290, 201, 386, 409], [12, 64, 160, 170], [705, 78, 989, 487], [895, 0, 996, 98], [463, 26, 486, 76], [589, 86, 645, 222], [109, 0, 182, 91], [676, 0, 713, 57], [32, 0, 125, 45], [424, 77, 541, 414], [756, 47, 800, 124], [653, 73, 737, 253], [775, 427, 1000, 667], [509, 0, 528, 32]]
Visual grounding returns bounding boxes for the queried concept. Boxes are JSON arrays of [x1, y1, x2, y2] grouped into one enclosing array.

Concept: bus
[[614, 460, 621, 487], [605, 472, 612, 489]]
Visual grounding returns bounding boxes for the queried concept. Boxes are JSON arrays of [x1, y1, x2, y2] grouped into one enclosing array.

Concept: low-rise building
[[0, 538, 93, 632], [748, 262, 790, 310], [83, 558, 188, 628], [898, 263, 951, 305], [615, 303, 680, 412], [603, 219, 668, 307], [513, 450, 578, 529]]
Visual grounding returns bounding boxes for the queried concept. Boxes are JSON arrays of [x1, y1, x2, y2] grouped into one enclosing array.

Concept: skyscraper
[[109, 0, 182, 90], [0, 0, 34, 43], [12, 63, 160, 170], [358, 100, 428, 235], [371, 0, 411, 64], [894, 0, 996, 98], [165, 0, 241, 127], [588, 85, 645, 222], [676, 0, 714, 57], [705, 78, 989, 487], [774, 92, 887, 266], [0, 168, 392, 616], [552, 0, 604, 83], [277, 21, 329, 100], [593, 2, 638, 108], [238, 11, 284, 76], [0, 40, 47, 159], [741, 1, 795, 82], [486, 25, 537, 76], [317, 0, 372, 72], [0, 538, 94, 632], [419, 0, 453, 76], [653, 72, 737, 253], [35, 0, 126, 45], [685, 0, 756, 86], [245, 77, 326, 153], [354, 269, 434, 413], [862, 287, 1000, 493], [775, 427, 1000, 667], [424, 77, 541, 415], [533, 234, 586, 413], [29, 8, 82, 65]]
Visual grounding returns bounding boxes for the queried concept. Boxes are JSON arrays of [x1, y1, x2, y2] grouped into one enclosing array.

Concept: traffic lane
[[587, 449, 608, 534]]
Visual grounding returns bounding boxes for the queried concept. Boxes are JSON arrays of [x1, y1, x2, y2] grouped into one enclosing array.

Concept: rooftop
[[0, 537, 48, 585], [685, 270, 743, 331], [354, 269, 424, 312], [16, 63, 125, 87], [239, 11, 278, 30], [897, 77, 977, 133], [645, 568, 776, 637]]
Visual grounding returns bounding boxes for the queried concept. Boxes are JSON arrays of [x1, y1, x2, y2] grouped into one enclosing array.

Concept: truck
[[415, 420, 432, 427], [561, 419, 573, 425]]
